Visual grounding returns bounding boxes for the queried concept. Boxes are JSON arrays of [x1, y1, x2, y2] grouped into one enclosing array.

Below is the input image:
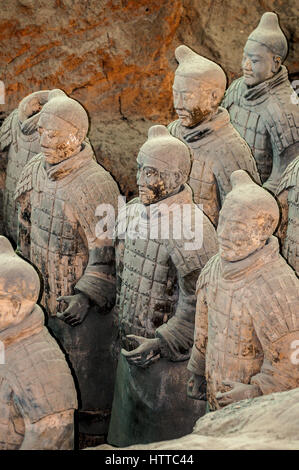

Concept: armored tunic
[[168, 108, 260, 226], [0, 109, 40, 242], [276, 156, 299, 276], [14, 142, 120, 436], [108, 185, 218, 446], [0, 305, 77, 450], [15, 142, 119, 314], [222, 66, 299, 193], [188, 237, 299, 410]]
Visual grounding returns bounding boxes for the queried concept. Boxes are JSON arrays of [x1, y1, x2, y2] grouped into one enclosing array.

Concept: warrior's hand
[[121, 335, 161, 368], [56, 293, 90, 326], [21, 113, 41, 135], [216, 380, 262, 407], [187, 374, 207, 400]]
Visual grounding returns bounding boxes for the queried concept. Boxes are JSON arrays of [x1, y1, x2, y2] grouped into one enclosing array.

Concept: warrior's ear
[[211, 88, 223, 107], [10, 296, 21, 318], [174, 170, 183, 186], [257, 214, 277, 240], [271, 55, 282, 73]]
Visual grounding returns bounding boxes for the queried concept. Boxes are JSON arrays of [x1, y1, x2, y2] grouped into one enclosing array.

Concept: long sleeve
[[263, 97, 299, 193], [75, 245, 116, 310], [73, 165, 120, 310], [155, 206, 217, 361], [187, 284, 208, 375], [276, 189, 289, 246], [155, 268, 200, 361], [16, 191, 32, 261], [248, 265, 299, 395]]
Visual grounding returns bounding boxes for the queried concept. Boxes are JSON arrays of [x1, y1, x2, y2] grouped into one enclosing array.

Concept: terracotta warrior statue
[[187, 170, 299, 410], [275, 155, 299, 276], [222, 12, 299, 194], [168, 45, 260, 227], [14, 95, 120, 438], [0, 89, 65, 242], [108, 125, 218, 447], [0, 236, 77, 450]]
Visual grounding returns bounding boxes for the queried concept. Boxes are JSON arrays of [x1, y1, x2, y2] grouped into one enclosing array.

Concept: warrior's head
[[137, 125, 191, 205], [18, 89, 66, 132], [242, 12, 288, 86], [217, 170, 279, 262], [37, 95, 89, 165], [173, 45, 227, 128], [0, 237, 40, 331]]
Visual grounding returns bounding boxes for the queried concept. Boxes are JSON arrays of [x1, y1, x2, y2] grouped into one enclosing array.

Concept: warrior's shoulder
[[14, 153, 44, 200], [0, 108, 18, 151], [222, 77, 244, 108], [69, 159, 120, 206], [261, 85, 299, 151], [167, 119, 181, 138], [246, 256, 299, 338], [276, 156, 299, 195], [196, 253, 220, 292], [7, 327, 77, 422]]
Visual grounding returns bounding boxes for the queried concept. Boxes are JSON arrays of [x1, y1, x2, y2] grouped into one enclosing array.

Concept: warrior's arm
[[250, 331, 299, 395], [0, 151, 7, 189], [20, 410, 75, 450], [264, 138, 299, 193], [276, 189, 289, 246], [19, 89, 66, 135], [155, 269, 201, 361], [74, 242, 116, 311], [187, 286, 208, 375], [57, 178, 119, 325], [16, 193, 32, 260], [73, 183, 118, 311], [155, 215, 216, 361], [249, 277, 299, 395]]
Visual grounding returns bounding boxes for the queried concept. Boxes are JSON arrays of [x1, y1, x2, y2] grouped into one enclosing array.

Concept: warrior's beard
[[187, 106, 211, 128], [139, 172, 180, 205]]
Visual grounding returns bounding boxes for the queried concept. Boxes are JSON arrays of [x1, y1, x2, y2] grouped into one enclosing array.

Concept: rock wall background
[[0, 0, 298, 197]]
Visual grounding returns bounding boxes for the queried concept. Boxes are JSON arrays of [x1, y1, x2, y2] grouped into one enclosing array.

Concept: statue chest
[[228, 103, 272, 182], [204, 278, 263, 408], [30, 185, 86, 257], [118, 237, 178, 341], [206, 278, 263, 360], [187, 146, 219, 224]]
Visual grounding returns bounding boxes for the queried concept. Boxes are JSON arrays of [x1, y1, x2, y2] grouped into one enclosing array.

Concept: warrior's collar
[[242, 65, 289, 104], [44, 141, 94, 181], [182, 107, 230, 144], [220, 236, 280, 281], [0, 305, 44, 349], [138, 183, 194, 211]]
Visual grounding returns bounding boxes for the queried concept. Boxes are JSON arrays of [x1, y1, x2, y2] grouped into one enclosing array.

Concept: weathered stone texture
[[94, 387, 299, 450]]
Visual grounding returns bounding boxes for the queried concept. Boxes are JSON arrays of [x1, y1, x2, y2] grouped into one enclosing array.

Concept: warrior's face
[[173, 75, 216, 128], [0, 294, 34, 331], [137, 152, 181, 205], [242, 41, 280, 87], [37, 113, 81, 165], [217, 205, 268, 262]]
